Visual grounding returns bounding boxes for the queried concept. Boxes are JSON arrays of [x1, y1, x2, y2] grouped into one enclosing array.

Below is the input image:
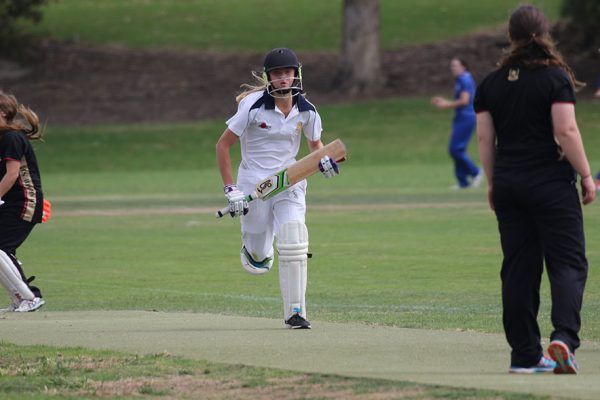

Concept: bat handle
[[215, 205, 230, 219], [215, 192, 257, 219]]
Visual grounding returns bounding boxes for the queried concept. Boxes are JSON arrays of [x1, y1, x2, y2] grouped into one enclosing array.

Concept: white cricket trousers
[[237, 179, 307, 261]]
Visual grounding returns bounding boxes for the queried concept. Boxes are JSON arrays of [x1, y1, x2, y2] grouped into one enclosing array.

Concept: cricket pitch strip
[[1, 311, 599, 399]]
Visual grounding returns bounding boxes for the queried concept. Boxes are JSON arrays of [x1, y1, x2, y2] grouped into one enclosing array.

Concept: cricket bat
[[216, 139, 347, 218]]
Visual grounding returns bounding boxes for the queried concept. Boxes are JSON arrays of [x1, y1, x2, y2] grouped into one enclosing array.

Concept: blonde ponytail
[[235, 71, 268, 103]]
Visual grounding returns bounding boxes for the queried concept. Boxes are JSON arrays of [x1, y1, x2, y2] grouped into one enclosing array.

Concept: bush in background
[[0, 0, 49, 61], [561, 0, 600, 48]]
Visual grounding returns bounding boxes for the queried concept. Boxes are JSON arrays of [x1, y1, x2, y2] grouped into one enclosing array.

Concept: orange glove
[[41, 199, 52, 223]]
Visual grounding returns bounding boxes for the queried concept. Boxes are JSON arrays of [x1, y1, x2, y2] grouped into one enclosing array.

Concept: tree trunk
[[335, 0, 382, 95]]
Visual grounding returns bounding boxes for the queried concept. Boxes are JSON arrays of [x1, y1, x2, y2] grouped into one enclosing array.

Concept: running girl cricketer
[[216, 48, 339, 329], [0, 92, 47, 312], [431, 58, 483, 189]]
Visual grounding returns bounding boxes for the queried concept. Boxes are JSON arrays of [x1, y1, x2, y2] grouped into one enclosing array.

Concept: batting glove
[[0, 197, 3, 206], [319, 155, 339, 178], [224, 184, 249, 217]]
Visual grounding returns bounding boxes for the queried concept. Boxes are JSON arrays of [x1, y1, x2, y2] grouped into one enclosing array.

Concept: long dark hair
[[0, 92, 42, 140], [500, 4, 584, 90]]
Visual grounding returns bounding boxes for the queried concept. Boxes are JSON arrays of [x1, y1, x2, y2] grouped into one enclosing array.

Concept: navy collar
[[251, 90, 315, 112], [263, 90, 276, 110], [296, 94, 315, 112]]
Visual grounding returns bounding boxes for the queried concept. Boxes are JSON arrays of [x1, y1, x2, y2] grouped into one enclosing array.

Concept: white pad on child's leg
[[0, 250, 34, 302], [277, 220, 308, 321], [240, 246, 273, 275]]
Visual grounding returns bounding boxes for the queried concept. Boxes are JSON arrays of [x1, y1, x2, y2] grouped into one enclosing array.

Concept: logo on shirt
[[295, 122, 302, 135], [259, 122, 271, 129], [508, 68, 520, 81]]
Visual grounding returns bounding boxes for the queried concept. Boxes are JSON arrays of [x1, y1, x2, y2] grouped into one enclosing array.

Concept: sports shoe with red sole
[[548, 340, 579, 374]]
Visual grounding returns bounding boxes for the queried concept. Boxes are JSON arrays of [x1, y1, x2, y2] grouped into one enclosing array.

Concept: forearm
[[440, 92, 469, 109], [308, 139, 323, 152], [0, 175, 17, 198], [0, 179, 9, 198], [556, 128, 592, 178], [552, 104, 592, 178], [0, 161, 20, 197], [215, 129, 239, 186], [216, 144, 235, 185], [445, 99, 467, 109], [478, 136, 495, 182], [476, 112, 496, 183]]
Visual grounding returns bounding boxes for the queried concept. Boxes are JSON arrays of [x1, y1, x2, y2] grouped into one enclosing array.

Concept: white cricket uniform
[[226, 90, 322, 261]]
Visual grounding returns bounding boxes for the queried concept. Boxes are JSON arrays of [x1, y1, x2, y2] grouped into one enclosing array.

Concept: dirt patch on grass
[[15, 352, 428, 399], [63, 374, 427, 399], [2, 25, 598, 125]]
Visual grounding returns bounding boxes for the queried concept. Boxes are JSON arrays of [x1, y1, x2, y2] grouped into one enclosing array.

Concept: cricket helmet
[[263, 48, 303, 97]]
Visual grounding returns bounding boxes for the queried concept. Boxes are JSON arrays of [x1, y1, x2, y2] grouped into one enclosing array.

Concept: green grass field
[[25, 0, 562, 51], [4, 2, 598, 398], [0, 342, 548, 400], [21, 96, 600, 338], [3, 96, 599, 398], [3, 96, 597, 399]]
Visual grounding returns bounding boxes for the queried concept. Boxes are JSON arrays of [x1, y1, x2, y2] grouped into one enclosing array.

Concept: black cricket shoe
[[285, 313, 311, 329]]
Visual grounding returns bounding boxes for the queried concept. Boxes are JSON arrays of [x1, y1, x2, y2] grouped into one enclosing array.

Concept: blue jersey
[[453, 72, 476, 118]]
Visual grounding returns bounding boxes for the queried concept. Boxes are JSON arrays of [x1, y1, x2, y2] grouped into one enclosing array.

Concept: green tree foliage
[[561, 0, 600, 46], [0, 0, 49, 59]]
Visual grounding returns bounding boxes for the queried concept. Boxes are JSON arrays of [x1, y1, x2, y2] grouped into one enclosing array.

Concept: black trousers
[[493, 164, 588, 367], [0, 206, 37, 284]]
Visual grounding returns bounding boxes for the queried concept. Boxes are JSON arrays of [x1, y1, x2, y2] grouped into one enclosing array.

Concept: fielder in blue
[[431, 58, 483, 189]]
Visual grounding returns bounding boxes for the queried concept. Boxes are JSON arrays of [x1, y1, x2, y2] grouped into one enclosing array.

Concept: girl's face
[[450, 59, 465, 77], [269, 68, 296, 89]]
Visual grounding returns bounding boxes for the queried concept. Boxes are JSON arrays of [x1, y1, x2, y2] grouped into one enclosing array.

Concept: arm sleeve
[[225, 96, 255, 137], [550, 70, 576, 104], [303, 110, 322, 142], [457, 75, 468, 93], [0, 132, 26, 161], [473, 83, 487, 113]]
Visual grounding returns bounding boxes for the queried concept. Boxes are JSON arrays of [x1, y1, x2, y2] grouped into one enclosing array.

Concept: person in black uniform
[[474, 5, 595, 375], [0, 92, 48, 313]]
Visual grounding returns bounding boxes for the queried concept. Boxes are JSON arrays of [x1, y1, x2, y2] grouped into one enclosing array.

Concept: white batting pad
[[277, 220, 309, 320], [0, 250, 34, 302]]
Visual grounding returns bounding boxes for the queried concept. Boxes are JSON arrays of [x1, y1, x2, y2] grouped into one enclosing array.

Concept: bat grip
[[215, 205, 230, 218], [215, 192, 257, 219]]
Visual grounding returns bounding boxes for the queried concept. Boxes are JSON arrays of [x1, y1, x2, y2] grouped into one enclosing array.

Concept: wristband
[[224, 184, 237, 194]]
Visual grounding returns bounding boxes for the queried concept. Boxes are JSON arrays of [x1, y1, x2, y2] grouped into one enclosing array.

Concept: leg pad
[[0, 250, 34, 302], [277, 221, 309, 320]]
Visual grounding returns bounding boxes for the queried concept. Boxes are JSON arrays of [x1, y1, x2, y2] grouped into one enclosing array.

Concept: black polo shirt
[[0, 130, 43, 222], [474, 64, 575, 171]]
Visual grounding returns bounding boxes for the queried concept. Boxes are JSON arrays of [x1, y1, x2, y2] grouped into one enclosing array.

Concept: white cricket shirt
[[227, 90, 322, 182]]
